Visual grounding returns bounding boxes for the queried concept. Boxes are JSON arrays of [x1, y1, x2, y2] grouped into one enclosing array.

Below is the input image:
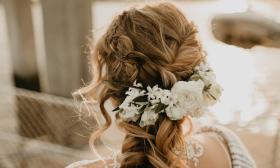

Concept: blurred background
[[0, 0, 280, 167]]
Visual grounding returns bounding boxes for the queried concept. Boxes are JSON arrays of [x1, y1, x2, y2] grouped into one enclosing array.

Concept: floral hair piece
[[113, 62, 223, 127]]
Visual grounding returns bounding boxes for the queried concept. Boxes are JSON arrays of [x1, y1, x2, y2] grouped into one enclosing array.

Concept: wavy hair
[[76, 2, 205, 168]]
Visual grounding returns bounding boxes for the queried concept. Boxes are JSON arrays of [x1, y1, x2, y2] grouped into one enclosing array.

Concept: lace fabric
[[173, 138, 204, 167], [185, 139, 204, 167]]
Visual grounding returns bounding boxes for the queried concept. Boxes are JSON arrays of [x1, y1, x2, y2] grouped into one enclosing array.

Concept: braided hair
[[77, 2, 205, 168]]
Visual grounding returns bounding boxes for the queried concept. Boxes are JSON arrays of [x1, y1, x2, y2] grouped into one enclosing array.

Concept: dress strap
[[197, 125, 256, 168]]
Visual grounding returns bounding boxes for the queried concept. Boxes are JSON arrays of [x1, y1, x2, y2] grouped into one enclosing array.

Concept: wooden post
[[38, 0, 92, 97], [2, 0, 39, 90]]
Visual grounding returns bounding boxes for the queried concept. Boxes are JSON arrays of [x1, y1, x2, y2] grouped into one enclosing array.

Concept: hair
[[76, 2, 205, 168]]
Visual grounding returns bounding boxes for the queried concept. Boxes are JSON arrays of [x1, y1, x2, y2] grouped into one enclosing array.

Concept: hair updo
[[80, 2, 205, 168]]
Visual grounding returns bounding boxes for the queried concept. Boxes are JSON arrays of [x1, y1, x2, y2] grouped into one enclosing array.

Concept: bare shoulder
[[189, 132, 232, 168]]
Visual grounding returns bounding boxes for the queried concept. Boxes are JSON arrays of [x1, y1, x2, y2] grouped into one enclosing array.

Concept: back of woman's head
[[82, 2, 205, 168]]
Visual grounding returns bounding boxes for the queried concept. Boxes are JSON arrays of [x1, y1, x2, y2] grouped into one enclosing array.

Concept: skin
[[192, 133, 232, 168]]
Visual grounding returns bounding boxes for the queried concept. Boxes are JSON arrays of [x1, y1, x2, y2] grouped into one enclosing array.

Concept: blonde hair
[[77, 2, 205, 168]]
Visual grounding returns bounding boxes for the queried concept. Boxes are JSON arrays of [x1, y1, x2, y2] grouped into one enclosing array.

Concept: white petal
[[139, 106, 159, 127]]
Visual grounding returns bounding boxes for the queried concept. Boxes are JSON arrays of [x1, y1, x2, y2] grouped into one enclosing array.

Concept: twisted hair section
[[75, 2, 205, 168]]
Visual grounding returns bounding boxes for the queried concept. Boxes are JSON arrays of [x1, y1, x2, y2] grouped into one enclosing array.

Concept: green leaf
[[154, 103, 167, 113], [204, 84, 212, 91], [139, 105, 146, 113], [209, 93, 217, 100], [133, 95, 148, 102], [112, 107, 120, 112]]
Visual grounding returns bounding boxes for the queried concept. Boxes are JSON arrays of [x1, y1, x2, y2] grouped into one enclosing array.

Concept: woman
[[67, 3, 256, 168]]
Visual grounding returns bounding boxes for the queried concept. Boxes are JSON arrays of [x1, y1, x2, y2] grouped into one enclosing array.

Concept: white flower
[[118, 90, 143, 122], [166, 105, 185, 120], [116, 62, 223, 126], [147, 85, 162, 105], [119, 104, 141, 122], [194, 62, 211, 72], [119, 108, 140, 122], [139, 106, 159, 127], [204, 82, 223, 105], [133, 81, 143, 88], [125, 87, 144, 98], [147, 85, 173, 106], [172, 80, 205, 111], [193, 62, 216, 86], [119, 95, 133, 109], [124, 86, 146, 106], [198, 71, 216, 86], [160, 90, 172, 105], [166, 80, 205, 119]]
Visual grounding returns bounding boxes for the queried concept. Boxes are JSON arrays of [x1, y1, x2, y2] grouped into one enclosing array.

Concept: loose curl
[[76, 3, 205, 168]]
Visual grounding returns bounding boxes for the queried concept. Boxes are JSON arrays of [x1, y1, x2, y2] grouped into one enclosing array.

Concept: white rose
[[171, 80, 205, 111], [166, 80, 205, 119], [204, 82, 223, 105], [139, 106, 159, 127]]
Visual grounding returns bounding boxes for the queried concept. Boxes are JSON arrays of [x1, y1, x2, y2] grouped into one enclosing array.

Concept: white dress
[[66, 125, 256, 168]]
